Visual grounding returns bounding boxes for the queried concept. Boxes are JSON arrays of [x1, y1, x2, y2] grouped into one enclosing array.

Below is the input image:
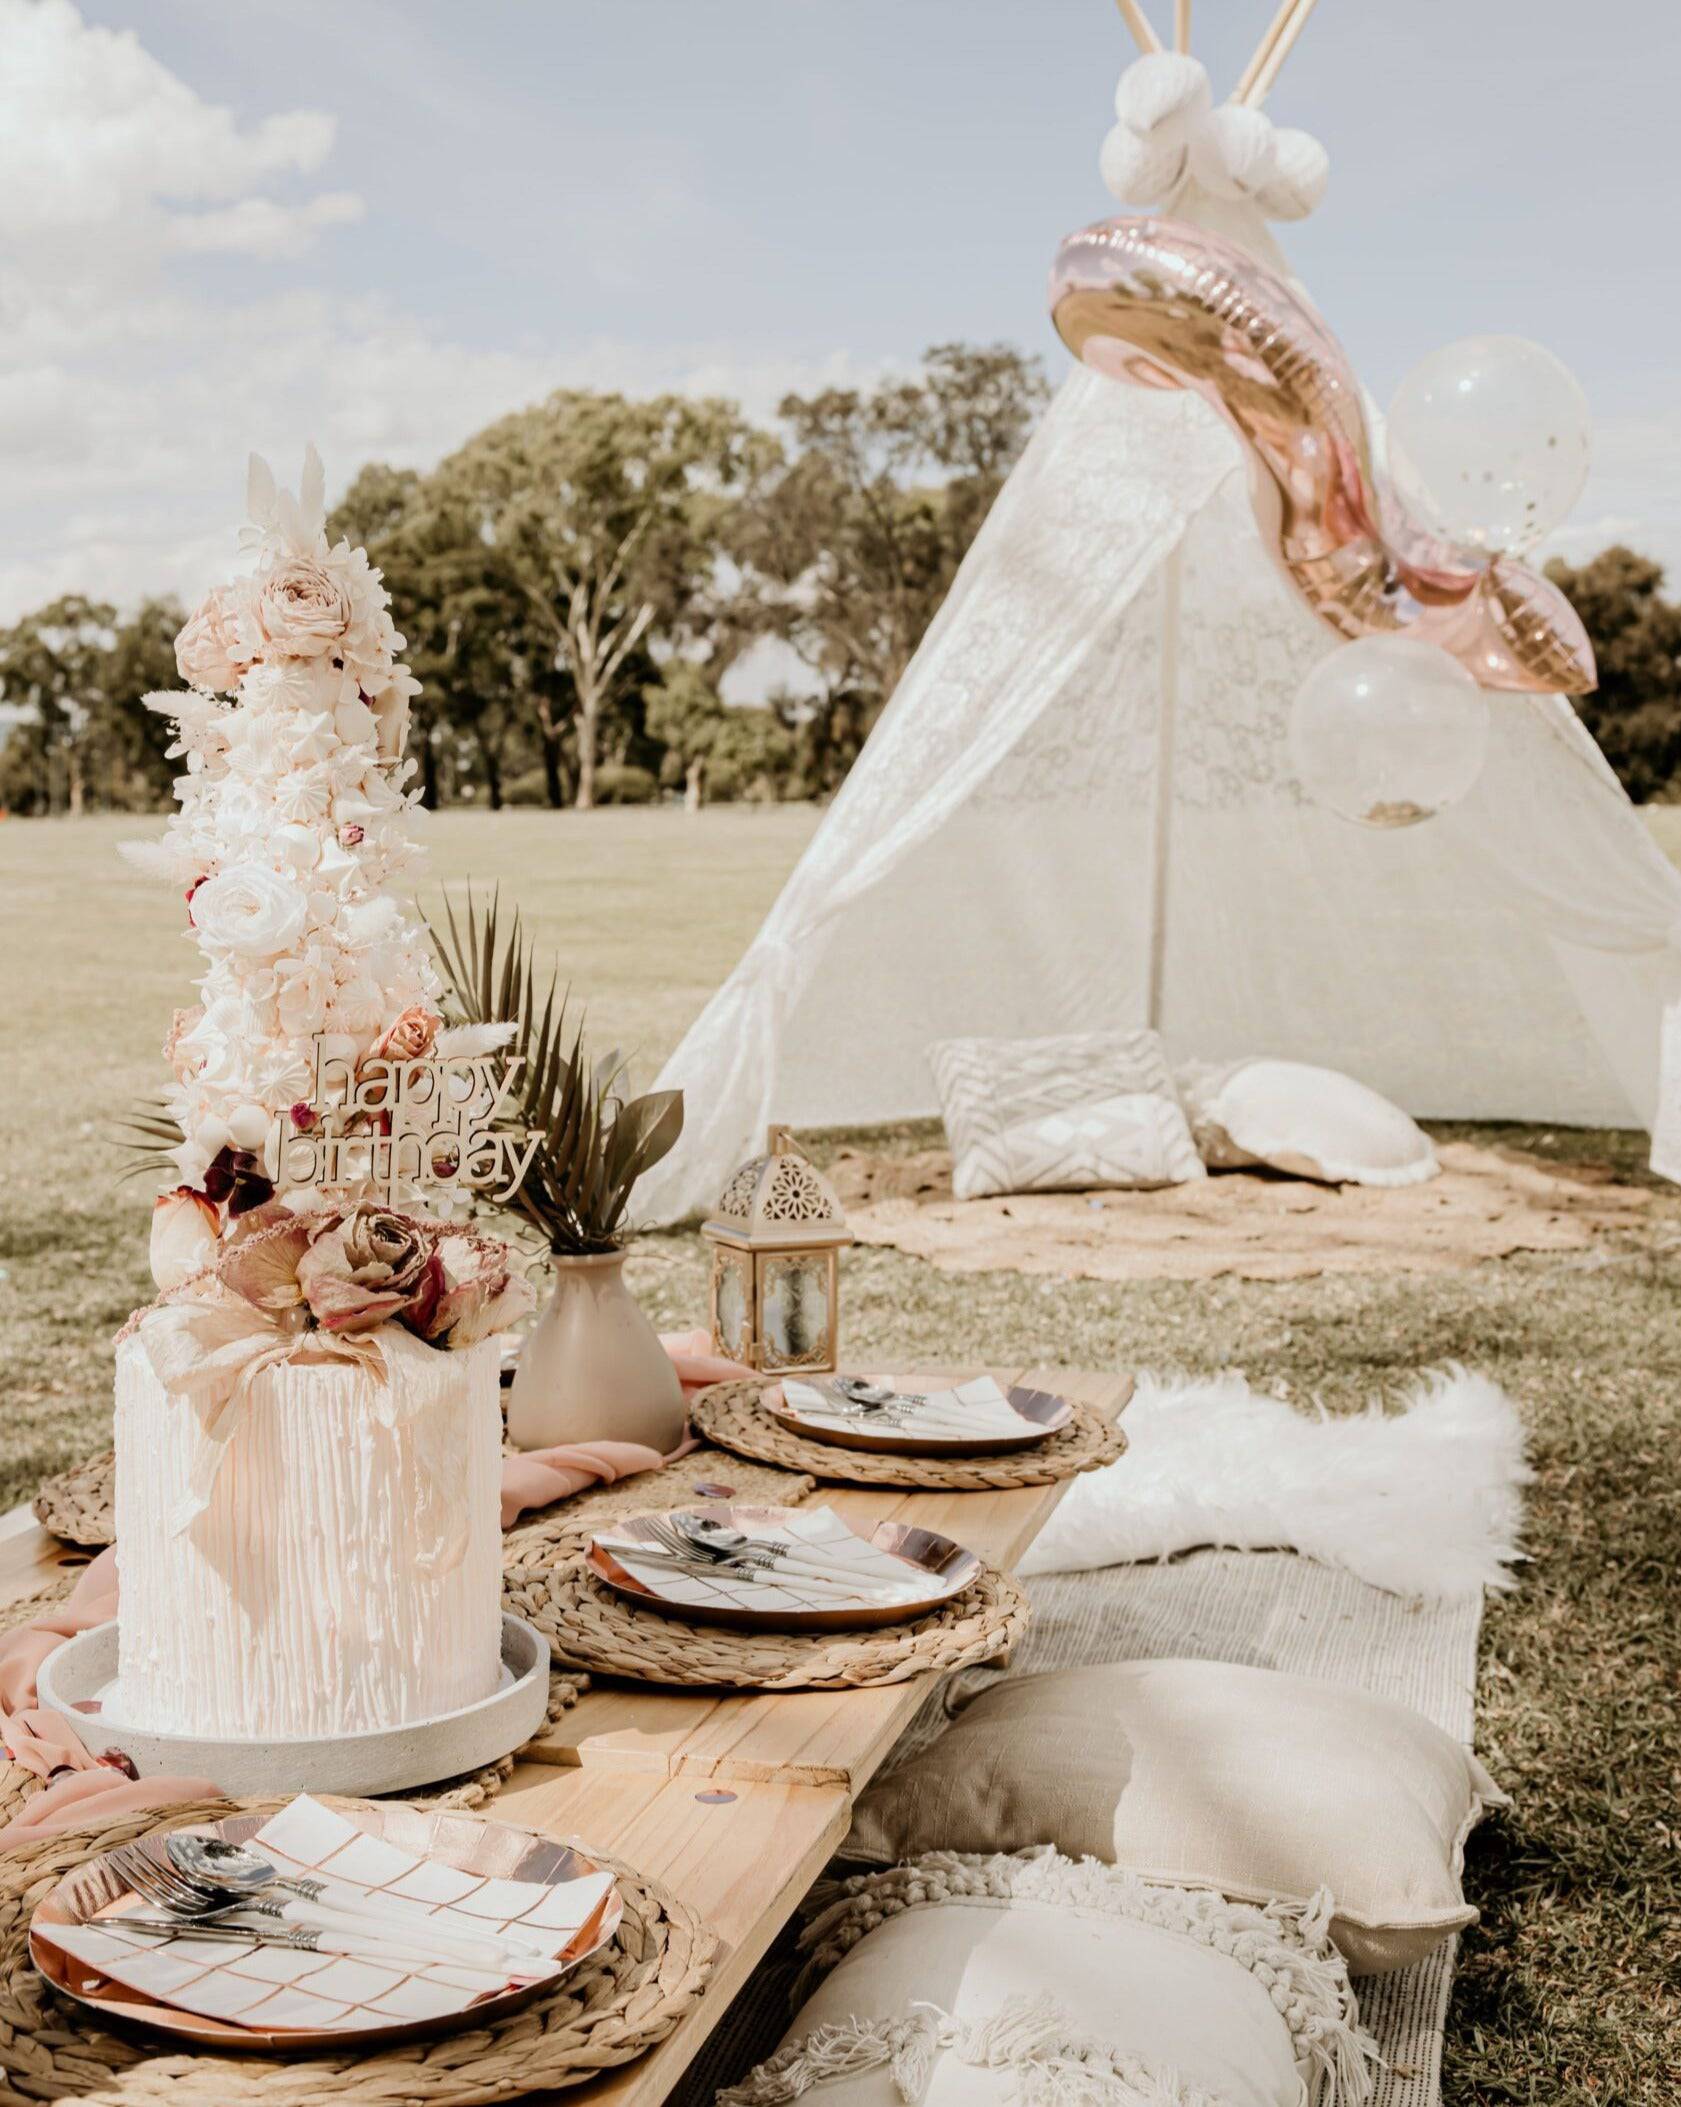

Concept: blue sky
[[4, 0, 1677, 619]]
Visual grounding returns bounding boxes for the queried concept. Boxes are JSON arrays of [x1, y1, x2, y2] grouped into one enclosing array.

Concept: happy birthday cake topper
[[274, 1037, 543, 1207]]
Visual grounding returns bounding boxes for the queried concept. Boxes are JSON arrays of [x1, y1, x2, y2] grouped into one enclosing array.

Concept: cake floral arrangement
[[115, 449, 535, 1746]]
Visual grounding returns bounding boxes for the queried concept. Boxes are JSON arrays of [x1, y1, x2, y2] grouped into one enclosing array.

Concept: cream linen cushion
[[1177, 1058, 1438, 1187], [723, 1859, 1373, 2106], [845, 1658, 1507, 1975], [929, 1029, 1205, 1200]]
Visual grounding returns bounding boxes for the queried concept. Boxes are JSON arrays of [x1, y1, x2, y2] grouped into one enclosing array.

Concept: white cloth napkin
[[782, 1375, 1033, 1440], [597, 1507, 943, 1616]]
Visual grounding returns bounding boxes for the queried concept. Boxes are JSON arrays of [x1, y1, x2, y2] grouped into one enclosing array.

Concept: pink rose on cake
[[174, 584, 252, 694], [369, 1005, 439, 1064], [244, 556, 353, 662], [189, 864, 310, 957]]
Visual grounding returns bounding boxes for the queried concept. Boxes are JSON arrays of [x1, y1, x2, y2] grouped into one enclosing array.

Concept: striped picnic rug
[[676, 1549, 1486, 2105]]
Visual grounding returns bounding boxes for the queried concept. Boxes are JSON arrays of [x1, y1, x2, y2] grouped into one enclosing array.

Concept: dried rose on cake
[[214, 1202, 532, 1348], [296, 1206, 437, 1334]]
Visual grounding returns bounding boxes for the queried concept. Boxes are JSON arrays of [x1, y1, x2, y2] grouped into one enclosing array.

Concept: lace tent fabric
[[639, 176, 1681, 1225]]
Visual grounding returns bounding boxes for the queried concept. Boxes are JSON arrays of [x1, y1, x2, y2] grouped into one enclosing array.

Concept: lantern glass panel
[[761, 1253, 831, 1372], [714, 1250, 752, 1361]]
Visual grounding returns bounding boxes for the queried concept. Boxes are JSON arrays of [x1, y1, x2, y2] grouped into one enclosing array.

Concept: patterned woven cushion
[[928, 1031, 1205, 1200]]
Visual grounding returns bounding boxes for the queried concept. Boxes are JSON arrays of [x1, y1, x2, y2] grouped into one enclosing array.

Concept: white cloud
[[0, 0, 349, 295], [0, 2, 895, 625]]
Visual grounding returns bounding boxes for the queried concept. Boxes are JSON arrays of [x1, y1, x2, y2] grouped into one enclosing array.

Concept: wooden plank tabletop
[[2, 1365, 1130, 2104], [523, 1369, 1131, 1791]]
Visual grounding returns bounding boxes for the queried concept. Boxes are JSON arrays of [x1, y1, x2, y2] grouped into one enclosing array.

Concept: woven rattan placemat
[[34, 1449, 115, 1547], [690, 1379, 1130, 1490], [504, 1553, 1030, 1691], [0, 1797, 714, 2105]]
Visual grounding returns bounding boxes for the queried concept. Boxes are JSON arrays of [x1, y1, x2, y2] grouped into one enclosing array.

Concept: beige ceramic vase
[[506, 1248, 686, 1453]]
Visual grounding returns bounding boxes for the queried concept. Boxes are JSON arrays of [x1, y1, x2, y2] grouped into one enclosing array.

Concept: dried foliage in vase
[[428, 887, 683, 1256]]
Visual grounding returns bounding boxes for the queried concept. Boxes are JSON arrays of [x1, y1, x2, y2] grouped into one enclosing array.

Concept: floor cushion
[[930, 1030, 1205, 1200], [845, 1658, 1507, 1975], [1177, 1059, 1439, 1187], [719, 1855, 1373, 2106]]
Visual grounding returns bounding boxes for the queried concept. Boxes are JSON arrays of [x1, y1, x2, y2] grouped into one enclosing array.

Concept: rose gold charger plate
[[29, 1799, 622, 2055], [587, 1503, 981, 1635], [768, 1376, 1075, 1457]]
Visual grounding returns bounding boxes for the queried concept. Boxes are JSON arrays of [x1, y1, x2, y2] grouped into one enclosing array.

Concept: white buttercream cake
[[113, 1332, 504, 1741]]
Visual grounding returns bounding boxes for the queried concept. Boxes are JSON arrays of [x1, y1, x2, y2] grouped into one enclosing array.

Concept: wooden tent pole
[[1145, 543, 1184, 1035], [1113, 0, 1163, 55], [1174, 0, 1192, 51], [1232, 0, 1302, 103], [1241, 0, 1320, 106]]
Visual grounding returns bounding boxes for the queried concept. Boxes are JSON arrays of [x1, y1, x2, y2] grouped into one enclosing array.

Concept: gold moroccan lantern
[[703, 1126, 852, 1375]]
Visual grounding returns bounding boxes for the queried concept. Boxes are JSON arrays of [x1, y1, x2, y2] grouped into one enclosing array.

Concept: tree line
[[0, 343, 1048, 816], [2, 347, 1678, 815]]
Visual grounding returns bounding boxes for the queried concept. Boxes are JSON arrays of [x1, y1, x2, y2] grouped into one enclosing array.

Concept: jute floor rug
[[833, 1139, 1650, 1282], [675, 1550, 1485, 2106]]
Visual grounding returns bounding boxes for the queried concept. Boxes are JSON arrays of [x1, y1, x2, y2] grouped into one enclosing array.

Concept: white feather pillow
[[929, 1030, 1205, 1200], [1177, 1058, 1439, 1187]]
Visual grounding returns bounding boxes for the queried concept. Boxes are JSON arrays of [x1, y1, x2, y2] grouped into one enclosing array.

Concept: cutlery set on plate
[[107, 1833, 556, 1979], [583, 1373, 1071, 1634]]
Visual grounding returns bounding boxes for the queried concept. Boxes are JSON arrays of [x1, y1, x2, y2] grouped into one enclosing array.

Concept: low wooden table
[[0, 1367, 1130, 2104]]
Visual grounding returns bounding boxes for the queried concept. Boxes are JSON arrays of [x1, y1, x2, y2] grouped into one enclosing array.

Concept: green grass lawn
[[2, 806, 1678, 2101]]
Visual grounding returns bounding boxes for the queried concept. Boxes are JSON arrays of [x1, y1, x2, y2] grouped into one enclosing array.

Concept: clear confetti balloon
[[1290, 635, 1489, 829], [1386, 335, 1591, 555]]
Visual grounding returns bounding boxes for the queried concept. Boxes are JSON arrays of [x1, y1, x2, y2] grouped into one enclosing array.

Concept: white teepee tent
[[639, 8, 1681, 1225]]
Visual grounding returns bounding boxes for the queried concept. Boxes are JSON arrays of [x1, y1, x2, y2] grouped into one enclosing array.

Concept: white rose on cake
[[190, 864, 310, 957]]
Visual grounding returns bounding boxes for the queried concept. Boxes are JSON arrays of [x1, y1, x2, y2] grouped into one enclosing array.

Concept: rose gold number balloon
[[1049, 218, 1595, 695]]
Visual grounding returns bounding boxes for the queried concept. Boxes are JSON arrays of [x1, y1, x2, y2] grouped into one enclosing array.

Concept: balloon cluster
[[1051, 213, 1596, 829]]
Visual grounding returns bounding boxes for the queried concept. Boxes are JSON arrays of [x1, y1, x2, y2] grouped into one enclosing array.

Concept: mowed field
[[3, 803, 1681, 2101]]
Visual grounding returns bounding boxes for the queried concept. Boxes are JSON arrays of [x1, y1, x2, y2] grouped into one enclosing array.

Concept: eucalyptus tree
[[723, 343, 1049, 725], [434, 392, 771, 808]]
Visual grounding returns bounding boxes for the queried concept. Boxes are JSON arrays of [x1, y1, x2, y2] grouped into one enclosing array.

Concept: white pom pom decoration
[[1099, 52, 1328, 222], [1101, 52, 1210, 204], [1256, 127, 1330, 220], [1187, 104, 1275, 201]]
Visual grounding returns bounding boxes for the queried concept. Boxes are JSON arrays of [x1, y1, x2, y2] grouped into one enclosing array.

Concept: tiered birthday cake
[[116, 449, 530, 1743]]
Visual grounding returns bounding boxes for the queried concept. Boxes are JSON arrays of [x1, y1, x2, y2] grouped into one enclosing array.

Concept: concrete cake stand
[[36, 1614, 550, 1797]]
